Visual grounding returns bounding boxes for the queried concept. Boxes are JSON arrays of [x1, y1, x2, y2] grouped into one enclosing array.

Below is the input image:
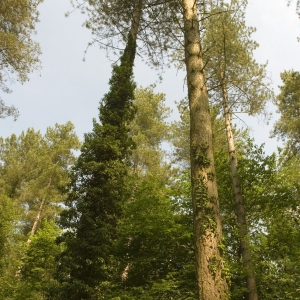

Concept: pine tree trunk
[[15, 177, 52, 277], [120, 0, 143, 279], [130, 0, 142, 41], [27, 177, 52, 243], [182, 1, 228, 298], [221, 80, 258, 300]]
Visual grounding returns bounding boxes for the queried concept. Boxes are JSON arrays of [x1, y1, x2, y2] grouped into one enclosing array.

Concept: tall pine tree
[[51, 18, 141, 300], [181, 1, 229, 298], [201, 1, 272, 298]]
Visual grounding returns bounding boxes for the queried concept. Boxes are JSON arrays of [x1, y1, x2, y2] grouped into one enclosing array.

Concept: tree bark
[[130, 0, 143, 42], [27, 176, 52, 243], [182, 0, 228, 299], [221, 79, 258, 300], [15, 177, 52, 277], [120, 0, 143, 281]]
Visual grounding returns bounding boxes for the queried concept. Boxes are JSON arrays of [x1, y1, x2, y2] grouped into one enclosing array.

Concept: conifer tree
[[0, 123, 80, 299], [0, 0, 43, 119], [180, 1, 229, 298], [70, 0, 176, 70], [69, 1, 230, 297], [272, 70, 300, 155], [0, 122, 80, 236], [113, 87, 196, 299], [201, 1, 273, 298], [130, 86, 172, 176], [52, 4, 143, 298]]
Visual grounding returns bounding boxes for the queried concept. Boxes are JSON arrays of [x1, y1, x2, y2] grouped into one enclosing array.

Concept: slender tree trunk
[[130, 0, 143, 42], [182, 1, 228, 299], [221, 80, 258, 300], [27, 177, 52, 243], [15, 177, 53, 277], [120, 0, 143, 281]]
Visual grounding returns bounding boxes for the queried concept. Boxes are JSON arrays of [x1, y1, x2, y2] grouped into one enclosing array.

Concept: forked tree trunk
[[182, 0, 228, 299], [221, 79, 258, 300]]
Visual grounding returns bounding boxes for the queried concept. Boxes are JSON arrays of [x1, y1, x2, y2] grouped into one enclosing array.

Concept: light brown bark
[[182, 0, 228, 299], [16, 177, 53, 277], [130, 0, 143, 42], [221, 79, 258, 300], [27, 176, 52, 243]]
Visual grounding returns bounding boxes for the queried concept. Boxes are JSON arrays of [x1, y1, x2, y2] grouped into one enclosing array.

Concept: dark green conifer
[[51, 35, 137, 300]]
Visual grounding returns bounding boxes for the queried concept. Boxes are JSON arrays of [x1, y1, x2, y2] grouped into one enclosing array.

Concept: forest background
[[1, 0, 300, 299]]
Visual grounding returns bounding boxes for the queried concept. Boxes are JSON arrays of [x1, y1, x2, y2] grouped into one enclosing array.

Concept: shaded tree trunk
[[182, 0, 228, 298], [221, 78, 258, 300]]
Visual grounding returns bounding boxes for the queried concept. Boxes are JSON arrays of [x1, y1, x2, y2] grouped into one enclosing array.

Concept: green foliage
[[0, 193, 24, 300], [0, 194, 14, 263], [119, 176, 178, 286], [171, 98, 190, 167], [202, 0, 273, 116], [130, 86, 171, 175], [1, 2, 299, 298], [75, 0, 176, 69], [215, 138, 273, 298], [0, 193, 19, 297], [0, 99, 19, 120], [0, 0, 43, 119], [254, 212, 300, 300], [109, 172, 196, 299], [0, 122, 81, 235], [172, 99, 229, 167], [52, 35, 137, 299], [272, 70, 300, 154], [0, 221, 61, 300], [251, 150, 300, 299], [12, 221, 61, 300], [171, 90, 298, 298], [214, 136, 300, 299], [0, 123, 79, 299], [95, 87, 195, 299]]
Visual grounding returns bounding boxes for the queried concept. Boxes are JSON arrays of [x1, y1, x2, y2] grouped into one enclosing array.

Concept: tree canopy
[[272, 70, 300, 154], [0, 0, 43, 119]]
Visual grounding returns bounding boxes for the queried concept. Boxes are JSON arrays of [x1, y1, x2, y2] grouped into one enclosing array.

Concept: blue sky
[[1, 0, 300, 154]]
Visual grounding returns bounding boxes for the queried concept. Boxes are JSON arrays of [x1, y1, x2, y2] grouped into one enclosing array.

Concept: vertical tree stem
[[221, 78, 258, 300], [27, 176, 52, 243], [182, 0, 228, 298]]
